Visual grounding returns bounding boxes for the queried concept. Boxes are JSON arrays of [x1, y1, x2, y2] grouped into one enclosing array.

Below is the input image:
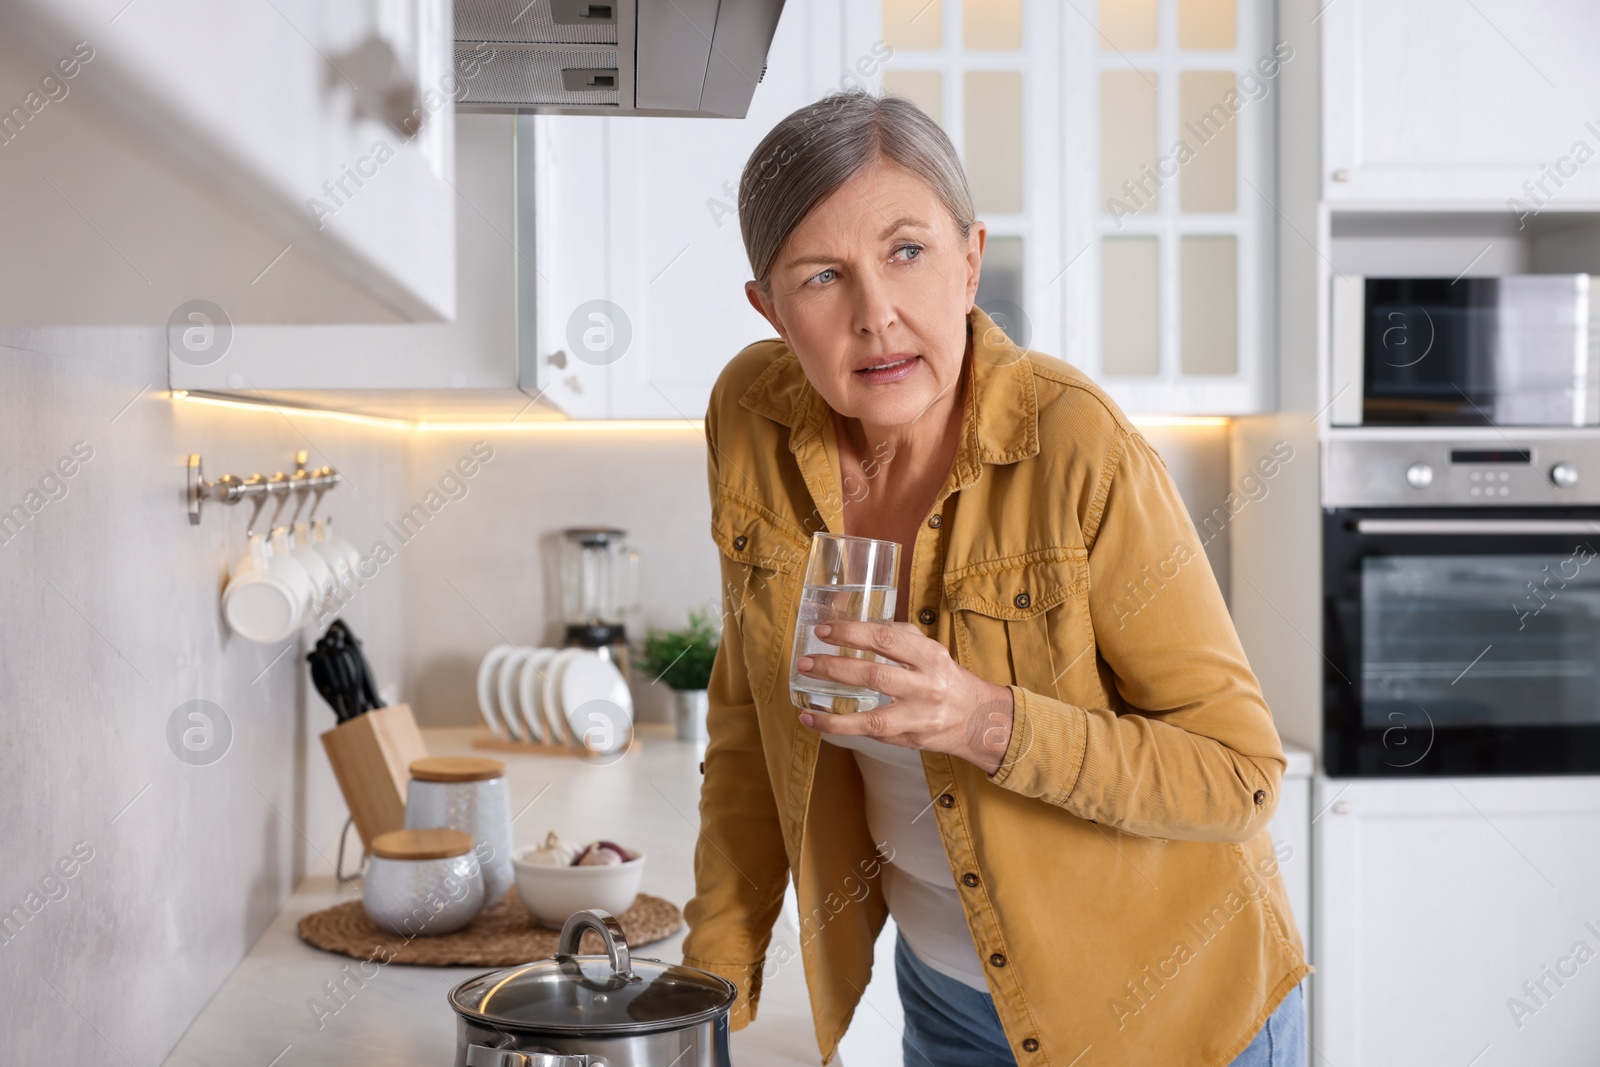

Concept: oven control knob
[[1551, 462, 1579, 488], [1405, 462, 1434, 489]]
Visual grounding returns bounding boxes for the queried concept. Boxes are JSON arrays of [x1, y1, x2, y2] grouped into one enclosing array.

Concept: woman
[[681, 90, 1309, 1067]]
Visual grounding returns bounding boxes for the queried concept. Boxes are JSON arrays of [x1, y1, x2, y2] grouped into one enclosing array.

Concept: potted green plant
[[634, 608, 720, 741]]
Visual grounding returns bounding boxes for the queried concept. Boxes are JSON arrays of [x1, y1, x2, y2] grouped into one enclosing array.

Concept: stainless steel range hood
[[454, 0, 786, 118]]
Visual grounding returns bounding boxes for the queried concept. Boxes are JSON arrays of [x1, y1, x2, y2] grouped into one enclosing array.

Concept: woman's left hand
[[796, 620, 1016, 774]]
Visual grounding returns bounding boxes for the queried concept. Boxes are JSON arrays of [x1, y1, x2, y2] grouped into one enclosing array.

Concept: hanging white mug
[[223, 532, 315, 642], [289, 521, 336, 626], [311, 515, 366, 608], [309, 516, 351, 585]]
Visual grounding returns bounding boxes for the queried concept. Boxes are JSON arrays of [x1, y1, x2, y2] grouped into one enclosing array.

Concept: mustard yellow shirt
[[681, 305, 1310, 1066]]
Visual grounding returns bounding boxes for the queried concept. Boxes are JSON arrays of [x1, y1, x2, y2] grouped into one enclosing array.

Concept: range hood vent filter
[[455, 0, 619, 45], [458, 46, 621, 108]]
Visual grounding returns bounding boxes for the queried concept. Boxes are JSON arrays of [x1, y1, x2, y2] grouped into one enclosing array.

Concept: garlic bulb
[[526, 831, 580, 867], [574, 840, 629, 866]]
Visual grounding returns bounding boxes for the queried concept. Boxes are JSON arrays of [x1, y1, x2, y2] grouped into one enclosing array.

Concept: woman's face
[[746, 158, 986, 430]]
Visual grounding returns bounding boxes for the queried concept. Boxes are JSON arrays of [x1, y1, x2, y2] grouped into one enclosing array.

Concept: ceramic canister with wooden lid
[[362, 828, 486, 936], [404, 756, 514, 905]]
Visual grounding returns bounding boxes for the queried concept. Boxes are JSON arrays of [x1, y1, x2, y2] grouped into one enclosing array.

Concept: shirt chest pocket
[[711, 491, 810, 705], [943, 547, 1091, 700]]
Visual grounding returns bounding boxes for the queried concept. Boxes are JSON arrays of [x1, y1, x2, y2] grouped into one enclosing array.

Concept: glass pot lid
[[448, 911, 736, 1034]]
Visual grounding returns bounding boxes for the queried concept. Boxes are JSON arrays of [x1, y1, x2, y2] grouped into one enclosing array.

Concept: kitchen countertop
[[161, 724, 824, 1067], [162, 728, 1318, 1067]]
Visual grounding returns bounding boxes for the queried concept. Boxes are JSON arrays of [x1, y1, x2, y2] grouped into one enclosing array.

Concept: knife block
[[320, 704, 429, 852]]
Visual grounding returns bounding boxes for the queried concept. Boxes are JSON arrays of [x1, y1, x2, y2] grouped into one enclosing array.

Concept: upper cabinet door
[[527, 1, 843, 419], [0, 0, 457, 325], [847, 0, 1267, 414], [170, 115, 522, 403], [1321, 0, 1600, 205]]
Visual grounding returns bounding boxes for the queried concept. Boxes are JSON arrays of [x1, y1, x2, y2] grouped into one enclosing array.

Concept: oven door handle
[[1354, 518, 1600, 535]]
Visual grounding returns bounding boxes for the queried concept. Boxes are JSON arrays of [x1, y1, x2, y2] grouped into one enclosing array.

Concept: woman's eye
[[809, 268, 837, 286], [894, 243, 923, 262]]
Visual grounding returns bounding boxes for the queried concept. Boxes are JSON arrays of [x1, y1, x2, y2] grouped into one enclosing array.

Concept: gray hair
[[738, 90, 975, 291]]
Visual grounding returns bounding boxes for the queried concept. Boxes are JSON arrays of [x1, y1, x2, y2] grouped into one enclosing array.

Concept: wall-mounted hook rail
[[188, 450, 342, 526]]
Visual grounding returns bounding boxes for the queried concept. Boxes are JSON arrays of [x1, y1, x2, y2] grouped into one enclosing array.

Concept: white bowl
[[511, 847, 645, 928]]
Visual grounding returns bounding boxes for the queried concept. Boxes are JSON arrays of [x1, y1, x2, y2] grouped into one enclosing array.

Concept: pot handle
[[557, 908, 635, 980], [464, 1047, 588, 1067]]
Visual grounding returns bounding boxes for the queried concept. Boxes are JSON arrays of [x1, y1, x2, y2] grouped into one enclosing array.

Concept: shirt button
[[918, 608, 936, 626], [733, 535, 748, 551], [1013, 592, 1031, 609], [1022, 1038, 1040, 1053], [928, 514, 942, 528], [989, 952, 1007, 968], [961, 872, 979, 887], [1253, 789, 1268, 805], [937, 793, 955, 809]]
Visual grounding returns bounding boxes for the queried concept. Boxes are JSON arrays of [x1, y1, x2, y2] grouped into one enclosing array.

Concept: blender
[[558, 528, 639, 674]]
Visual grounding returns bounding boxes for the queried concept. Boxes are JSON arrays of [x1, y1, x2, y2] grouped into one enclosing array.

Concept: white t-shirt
[[819, 730, 990, 992]]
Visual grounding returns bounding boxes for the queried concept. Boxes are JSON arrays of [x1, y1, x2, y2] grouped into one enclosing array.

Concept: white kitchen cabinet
[[526, 2, 845, 419], [1273, 746, 1312, 946], [548, 0, 1279, 420], [1313, 776, 1600, 1066], [168, 114, 544, 421], [1068, 0, 1276, 414], [528, 0, 1281, 419], [1321, 0, 1600, 206], [0, 0, 456, 325]]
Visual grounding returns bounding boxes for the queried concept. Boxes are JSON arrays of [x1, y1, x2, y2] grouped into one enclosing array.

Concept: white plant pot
[[672, 689, 709, 742]]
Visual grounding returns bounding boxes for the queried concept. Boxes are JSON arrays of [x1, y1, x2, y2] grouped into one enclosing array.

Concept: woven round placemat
[[297, 891, 683, 967]]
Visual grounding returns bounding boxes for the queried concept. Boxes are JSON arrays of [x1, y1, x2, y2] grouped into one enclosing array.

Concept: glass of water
[[789, 532, 902, 715]]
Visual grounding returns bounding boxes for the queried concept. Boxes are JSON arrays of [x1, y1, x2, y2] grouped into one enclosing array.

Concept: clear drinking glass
[[789, 532, 902, 714]]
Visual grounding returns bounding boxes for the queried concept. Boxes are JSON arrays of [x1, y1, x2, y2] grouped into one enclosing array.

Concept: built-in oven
[[1323, 434, 1600, 776], [1329, 274, 1600, 427]]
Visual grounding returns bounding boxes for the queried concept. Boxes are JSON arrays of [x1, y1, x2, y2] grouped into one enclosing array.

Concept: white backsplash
[[0, 328, 410, 1063], [402, 428, 721, 728]]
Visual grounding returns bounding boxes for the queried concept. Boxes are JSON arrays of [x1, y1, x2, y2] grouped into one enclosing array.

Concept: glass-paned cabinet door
[[1070, 0, 1274, 413], [846, 0, 1063, 365]]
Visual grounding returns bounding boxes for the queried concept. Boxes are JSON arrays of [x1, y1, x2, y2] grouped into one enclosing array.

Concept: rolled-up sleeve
[[987, 428, 1287, 843]]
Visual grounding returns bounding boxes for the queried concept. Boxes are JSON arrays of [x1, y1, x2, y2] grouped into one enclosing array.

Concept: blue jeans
[[1226, 983, 1305, 1067], [895, 931, 1306, 1067]]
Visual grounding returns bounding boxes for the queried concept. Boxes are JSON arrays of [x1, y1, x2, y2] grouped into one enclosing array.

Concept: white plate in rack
[[540, 648, 586, 748], [515, 647, 558, 745], [475, 644, 517, 740], [559, 651, 634, 757], [498, 646, 541, 743]]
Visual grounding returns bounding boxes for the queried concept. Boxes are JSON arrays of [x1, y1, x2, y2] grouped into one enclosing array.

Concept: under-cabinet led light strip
[[172, 391, 414, 430], [417, 418, 704, 433], [171, 390, 1229, 432]]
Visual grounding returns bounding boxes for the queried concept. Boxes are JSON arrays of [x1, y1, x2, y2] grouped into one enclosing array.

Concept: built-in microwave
[[1322, 435, 1600, 776], [1330, 274, 1600, 427]]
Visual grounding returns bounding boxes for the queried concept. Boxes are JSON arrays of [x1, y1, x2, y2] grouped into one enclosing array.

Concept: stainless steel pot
[[449, 909, 736, 1067]]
